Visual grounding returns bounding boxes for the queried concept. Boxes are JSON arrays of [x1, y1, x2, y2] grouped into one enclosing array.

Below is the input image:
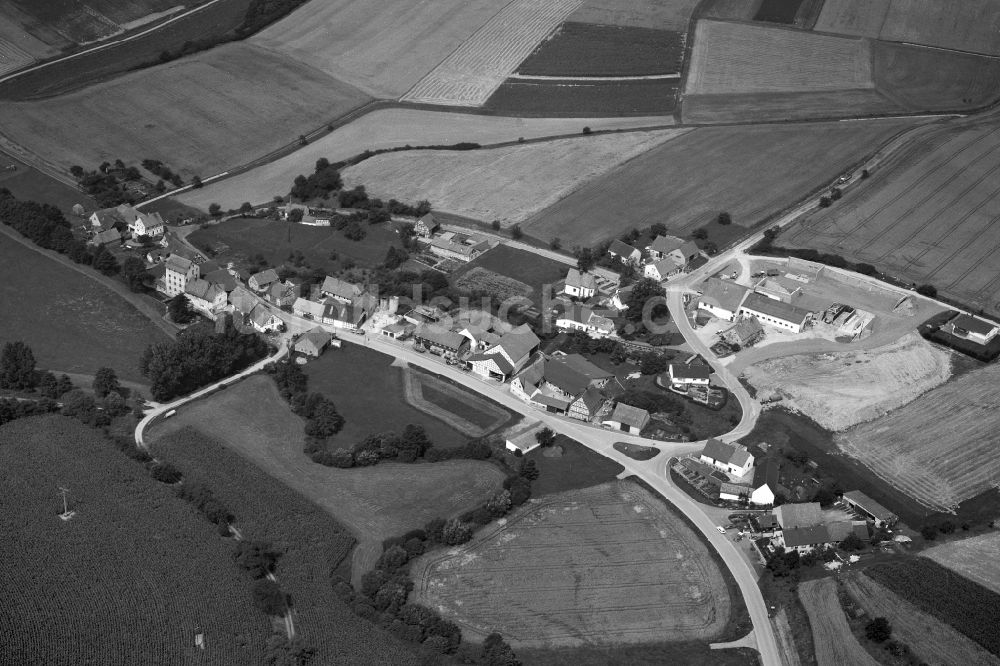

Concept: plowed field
[[569, 0, 700, 29], [798, 578, 878, 666], [922, 532, 1000, 596]]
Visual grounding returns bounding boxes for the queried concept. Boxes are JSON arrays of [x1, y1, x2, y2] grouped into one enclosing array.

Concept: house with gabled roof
[[739, 293, 811, 333], [468, 323, 540, 381], [292, 297, 326, 320], [267, 280, 299, 308], [414, 213, 439, 237], [414, 323, 467, 358], [247, 304, 282, 333], [780, 525, 831, 554], [248, 269, 280, 293], [510, 353, 613, 421], [722, 317, 764, 348], [750, 458, 780, 506], [667, 363, 711, 387], [569, 386, 609, 422], [88, 228, 122, 248], [697, 277, 749, 321], [563, 268, 597, 299], [699, 438, 754, 478], [427, 233, 490, 262], [556, 303, 616, 339], [204, 268, 237, 293], [320, 276, 364, 303], [774, 502, 822, 530], [603, 402, 650, 434], [948, 313, 999, 346], [294, 327, 334, 357], [322, 300, 369, 331], [229, 285, 258, 316], [608, 240, 641, 265], [184, 278, 226, 318], [755, 275, 803, 303], [644, 256, 684, 282], [163, 254, 199, 297], [842, 490, 898, 528], [646, 235, 700, 266]]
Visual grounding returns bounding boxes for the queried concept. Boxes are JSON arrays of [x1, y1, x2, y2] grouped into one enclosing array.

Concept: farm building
[[247, 304, 282, 333], [774, 502, 822, 530], [697, 277, 749, 321], [754, 275, 803, 303], [295, 327, 334, 357], [404, 304, 450, 326], [511, 353, 613, 421], [427, 233, 490, 262], [184, 278, 226, 319], [248, 269, 279, 293], [603, 403, 650, 435], [266, 281, 299, 308], [739, 293, 812, 333], [647, 235, 700, 265], [469, 324, 540, 381], [505, 426, 542, 456], [320, 276, 365, 303], [131, 210, 165, 238], [779, 525, 831, 554], [667, 363, 711, 387], [457, 322, 502, 350], [163, 254, 199, 297], [556, 304, 616, 338], [88, 228, 121, 248], [89, 207, 125, 231], [204, 268, 237, 293], [719, 482, 749, 503], [722, 317, 764, 348], [750, 459, 781, 506], [229, 286, 257, 316], [563, 268, 598, 299], [826, 521, 869, 544], [699, 439, 754, 478], [608, 240, 641, 265], [842, 490, 898, 528], [322, 300, 369, 331], [644, 256, 684, 282], [381, 321, 416, 340], [948, 314, 999, 345], [414, 213, 440, 237], [414, 323, 468, 358], [292, 297, 326, 320]]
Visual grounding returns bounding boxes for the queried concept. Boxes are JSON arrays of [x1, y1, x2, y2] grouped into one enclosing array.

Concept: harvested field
[[251, 0, 500, 98], [881, 0, 1000, 55], [455, 266, 533, 301], [569, 0, 700, 29], [0, 148, 96, 214], [0, 5, 60, 60], [922, 532, 1000, 596], [702, 0, 758, 20], [685, 21, 873, 94], [402, 0, 582, 107], [516, 23, 683, 76], [0, 235, 170, 381], [411, 481, 731, 646], [403, 367, 512, 437], [0, 36, 32, 76], [682, 89, 901, 124], [873, 41, 1000, 112], [0, 416, 268, 664], [527, 118, 918, 245], [837, 362, 1000, 512], [814, 0, 891, 38], [743, 333, 952, 431], [783, 119, 1000, 315], [341, 130, 684, 225], [3, 0, 189, 45], [753, 0, 803, 24], [485, 78, 678, 116], [0, 42, 370, 176], [451, 244, 568, 305], [177, 109, 676, 210], [797, 578, 878, 666], [844, 571, 1000, 666]]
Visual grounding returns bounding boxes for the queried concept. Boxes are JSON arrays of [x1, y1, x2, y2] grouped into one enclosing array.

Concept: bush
[[149, 462, 183, 484], [251, 579, 287, 616], [176, 481, 233, 525], [717, 211, 732, 225], [920, 524, 938, 541], [865, 617, 892, 643], [233, 541, 280, 578], [916, 284, 937, 298], [819, 196, 832, 208]]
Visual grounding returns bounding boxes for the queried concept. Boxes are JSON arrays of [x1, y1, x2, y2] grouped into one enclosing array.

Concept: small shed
[[842, 490, 898, 528], [505, 425, 543, 456], [602, 402, 650, 435]]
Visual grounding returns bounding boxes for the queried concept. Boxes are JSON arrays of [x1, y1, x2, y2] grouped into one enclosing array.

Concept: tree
[[915, 284, 937, 298], [39, 372, 60, 399], [208, 203, 222, 218], [167, 294, 196, 324], [288, 208, 304, 223], [839, 533, 863, 552], [692, 227, 708, 240], [649, 222, 667, 237], [535, 427, 556, 448], [549, 237, 561, 251], [920, 524, 937, 541], [819, 196, 832, 208], [831, 187, 843, 201], [717, 211, 732, 225], [234, 541, 280, 578], [625, 278, 667, 323], [482, 633, 521, 666], [865, 617, 891, 643], [575, 247, 596, 273], [860, 169, 870, 179], [120, 256, 149, 292], [510, 224, 523, 240], [56, 374, 73, 397], [61, 389, 96, 424], [640, 353, 667, 375], [486, 490, 512, 517], [155, 179, 166, 193], [491, 220, 501, 231], [70, 165, 85, 179], [0, 341, 37, 390], [252, 579, 287, 616], [191, 175, 203, 189], [582, 126, 592, 135], [92, 245, 120, 276], [518, 458, 539, 481], [240, 202, 253, 216], [92, 367, 121, 398]]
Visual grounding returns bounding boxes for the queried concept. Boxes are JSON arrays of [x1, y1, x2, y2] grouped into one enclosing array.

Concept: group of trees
[[71, 163, 140, 207], [141, 159, 184, 189], [265, 360, 347, 465]]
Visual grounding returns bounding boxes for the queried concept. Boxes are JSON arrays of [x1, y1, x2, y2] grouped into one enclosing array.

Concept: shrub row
[[264, 360, 347, 465]]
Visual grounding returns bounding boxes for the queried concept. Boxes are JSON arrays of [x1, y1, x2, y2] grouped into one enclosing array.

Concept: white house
[[607, 240, 641, 266], [602, 402, 650, 435], [505, 426, 542, 455], [556, 304, 616, 338], [468, 324, 540, 381], [248, 269, 280, 293], [739, 293, 811, 334], [647, 235, 700, 265], [667, 363, 711, 387], [697, 277, 749, 322], [563, 268, 597, 299], [292, 297, 326, 320], [755, 275, 803, 303], [184, 278, 227, 318], [131, 210, 165, 238], [427, 233, 490, 262], [948, 313, 999, 345], [323, 300, 369, 331], [699, 438, 754, 478], [750, 459, 780, 506], [644, 257, 684, 282], [163, 254, 199, 297], [247, 304, 282, 333]]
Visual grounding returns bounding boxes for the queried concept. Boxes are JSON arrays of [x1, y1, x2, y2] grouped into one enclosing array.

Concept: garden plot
[[411, 481, 731, 647], [922, 532, 1000, 596], [401, 0, 582, 107], [798, 578, 878, 666], [743, 333, 952, 431], [454, 267, 533, 301]]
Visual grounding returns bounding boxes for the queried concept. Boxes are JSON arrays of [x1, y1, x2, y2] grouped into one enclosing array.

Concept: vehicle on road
[[717, 525, 727, 534]]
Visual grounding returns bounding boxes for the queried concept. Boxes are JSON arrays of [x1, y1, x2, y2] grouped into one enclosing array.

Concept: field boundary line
[[508, 73, 681, 81]]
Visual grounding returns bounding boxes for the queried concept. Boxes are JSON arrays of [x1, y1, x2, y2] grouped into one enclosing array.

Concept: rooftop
[[842, 490, 897, 521], [741, 292, 811, 324], [774, 502, 822, 529], [782, 524, 830, 548], [565, 268, 598, 291], [699, 277, 749, 312], [609, 402, 649, 429], [648, 234, 686, 255], [952, 313, 998, 336], [669, 363, 712, 380]]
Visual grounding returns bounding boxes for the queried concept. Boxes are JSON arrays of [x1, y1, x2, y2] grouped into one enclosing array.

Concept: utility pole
[[58, 486, 75, 521]]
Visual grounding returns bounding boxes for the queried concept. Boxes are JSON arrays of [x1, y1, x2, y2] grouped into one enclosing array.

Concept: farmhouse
[[414, 323, 468, 358], [428, 233, 490, 262], [89, 207, 125, 231], [556, 304, 616, 338], [603, 402, 650, 435], [842, 490, 898, 528], [229, 286, 257, 316], [505, 425, 542, 455], [247, 304, 282, 333], [644, 257, 684, 282], [381, 321, 416, 340], [414, 213, 440, 237], [750, 459, 781, 506], [458, 323, 502, 350], [203, 268, 237, 293], [563, 268, 597, 299], [511, 354, 613, 421], [647, 235, 700, 265], [294, 327, 334, 357], [469, 324, 540, 381], [697, 278, 749, 321], [320, 276, 364, 303], [667, 363, 712, 387], [755, 275, 803, 303], [608, 240, 641, 265], [292, 297, 326, 320], [322, 300, 369, 331], [780, 525, 831, 554], [163, 254, 199, 297], [88, 228, 121, 247], [248, 269, 279, 293], [721, 317, 765, 348], [404, 304, 450, 326], [131, 211, 165, 238], [774, 502, 822, 530], [948, 313, 999, 345], [739, 293, 811, 333], [699, 439, 754, 478], [184, 278, 226, 319]]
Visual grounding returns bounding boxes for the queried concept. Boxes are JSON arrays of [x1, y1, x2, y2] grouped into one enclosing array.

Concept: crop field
[[149, 426, 425, 664], [403, 368, 512, 437], [568, 0, 701, 29], [0, 416, 268, 664], [923, 532, 1000, 595], [0, 35, 32, 76], [753, 0, 803, 24], [872, 41, 1000, 112], [527, 118, 917, 245], [411, 481, 731, 647], [485, 78, 679, 116], [0, 42, 370, 176], [251, 0, 500, 98], [341, 130, 685, 225], [515, 23, 684, 76], [0, 234, 169, 381], [455, 266, 533, 301], [837, 362, 1000, 512], [0, 5, 60, 61], [177, 109, 676, 210], [401, 0, 583, 107], [864, 559, 1000, 656], [686, 21, 873, 95], [0, 148, 96, 213], [743, 333, 952, 431], [451, 244, 568, 304], [782, 120, 1000, 315], [844, 572, 1000, 666], [2, 0, 190, 45], [798, 578, 878, 666], [813, 0, 891, 37], [682, 89, 901, 124]]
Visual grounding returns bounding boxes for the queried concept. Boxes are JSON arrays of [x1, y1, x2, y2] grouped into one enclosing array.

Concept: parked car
[[716, 526, 727, 534]]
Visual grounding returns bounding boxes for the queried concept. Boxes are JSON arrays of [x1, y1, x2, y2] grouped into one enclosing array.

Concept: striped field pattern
[[0, 38, 33, 77]]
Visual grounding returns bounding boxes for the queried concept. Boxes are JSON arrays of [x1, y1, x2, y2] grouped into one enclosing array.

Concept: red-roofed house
[[667, 363, 711, 387]]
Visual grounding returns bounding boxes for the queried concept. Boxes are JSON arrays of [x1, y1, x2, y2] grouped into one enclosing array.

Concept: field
[[176, 109, 676, 210], [837, 362, 1000, 512], [149, 373, 506, 578], [0, 148, 95, 213], [872, 41, 1000, 112], [401, 0, 582, 107], [526, 118, 918, 245], [0, 31, 34, 76], [685, 21, 873, 95], [681, 89, 900, 124], [484, 78, 679, 116], [743, 333, 953, 431], [451, 244, 568, 305], [753, 0, 803, 24], [528, 436, 625, 497], [813, 0, 892, 38], [0, 0, 190, 45], [411, 481, 732, 646], [0, 234, 170, 381], [149, 425, 425, 664], [0, 416, 268, 664], [568, 0, 701, 30], [782, 119, 1000, 316], [403, 367, 513, 438], [341, 130, 685, 225], [797, 578, 878, 666], [864, 559, 1000, 656], [0, 42, 371, 176], [844, 572, 1000, 666], [922, 532, 1000, 595], [515, 23, 684, 76], [454, 266, 533, 301]]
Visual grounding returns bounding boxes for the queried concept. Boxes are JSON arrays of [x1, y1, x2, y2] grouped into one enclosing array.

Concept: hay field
[[685, 20, 873, 94], [569, 0, 701, 29], [0, 5, 59, 60], [485, 77, 679, 116], [411, 481, 731, 647], [837, 363, 1000, 512], [814, 0, 891, 37], [873, 41, 1000, 112], [0, 42, 370, 176], [250, 0, 499, 98], [682, 89, 901, 124], [782, 120, 1000, 315], [527, 117, 917, 245], [923, 532, 1000, 596], [341, 129, 687, 225], [401, 0, 582, 107], [743, 333, 952, 431], [0, 36, 31, 76], [882, 0, 1000, 55], [798, 578, 878, 666], [178, 109, 674, 210], [844, 573, 1000, 666]]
